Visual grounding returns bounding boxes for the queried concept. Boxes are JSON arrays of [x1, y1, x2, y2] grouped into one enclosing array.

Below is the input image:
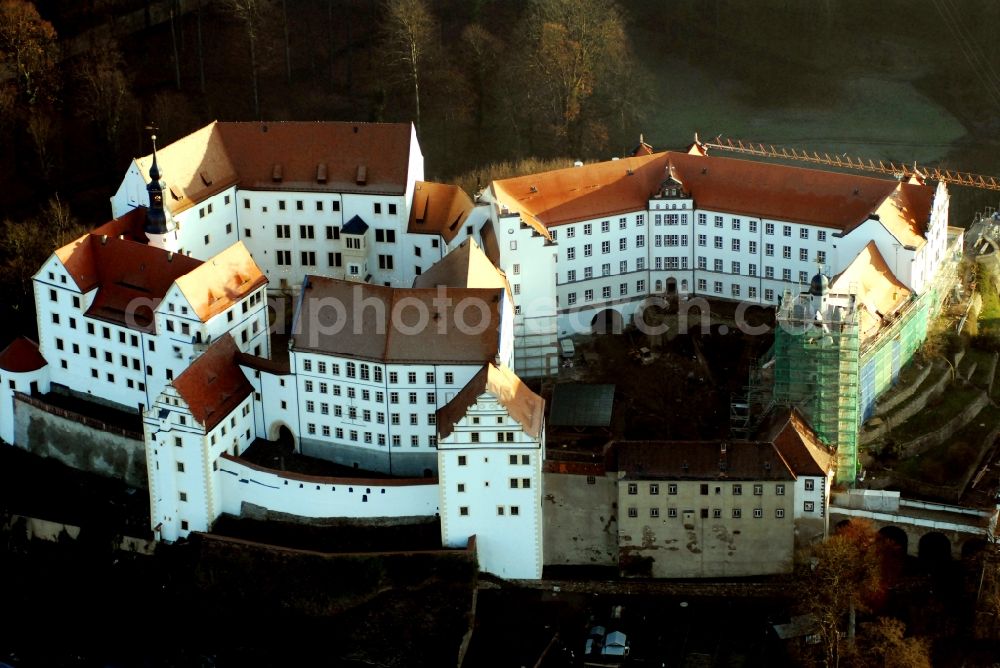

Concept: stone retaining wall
[[899, 390, 990, 458], [875, 361, 934, 416], [861, 363, 951, 445]]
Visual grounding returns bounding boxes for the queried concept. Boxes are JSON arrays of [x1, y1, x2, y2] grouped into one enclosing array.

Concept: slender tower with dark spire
[[144, 134, 172, 236]]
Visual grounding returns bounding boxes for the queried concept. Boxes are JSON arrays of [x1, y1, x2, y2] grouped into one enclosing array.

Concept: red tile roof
[[54, 232, 264, 330], [174, 242, 267, 322], [293, 276, 502, 364], [0, 337, 46, 373], [491, 151, 935, 238], [765, 408, 836, 477], [492, 152, 668, 228], [173, 334, 253, 431], [135, 121, 416, 214], [437, 364, 545, 440], [412, 238, 511, 297], [831, 241, 911, 340], [91, 207, 150, 243], [408, 181, 475, 243]]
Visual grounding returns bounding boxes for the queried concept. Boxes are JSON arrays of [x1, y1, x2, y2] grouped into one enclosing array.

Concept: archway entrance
[[591, 309, 624, 335], [267, 422, 297, 453], [666, 278, 677, 295]]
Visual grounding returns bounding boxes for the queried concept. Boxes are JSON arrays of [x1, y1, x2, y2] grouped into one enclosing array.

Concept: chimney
[[719, 442, 728, 472], [272, 163, 283, 183]]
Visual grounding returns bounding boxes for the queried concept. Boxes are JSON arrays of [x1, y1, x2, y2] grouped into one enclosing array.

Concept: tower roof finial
[[149, 134, 162, 182]]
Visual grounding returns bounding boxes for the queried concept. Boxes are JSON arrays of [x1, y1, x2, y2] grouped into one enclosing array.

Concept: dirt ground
[[549, 299, 775, 443]]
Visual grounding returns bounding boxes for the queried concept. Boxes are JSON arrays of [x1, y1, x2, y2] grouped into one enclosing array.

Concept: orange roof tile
[[91, 207, 150, 243], [173, 334, 253, 431], [407, 181, 475, 243], [491, 151, 936, 237], [412, 238, 510, 297], [293, 276, 502, 364], [135, 122, 238, 215], [871, 182, 931, 249], [765, 408, 836, 477], [135, 121, 415, 214], [0, 337, 46, 373], [173, 242, 267, 322], [666, 151, 905, 231], [830, 241, 911, 341], [437, 363, 545, 440], [492, 152, 668, 228]]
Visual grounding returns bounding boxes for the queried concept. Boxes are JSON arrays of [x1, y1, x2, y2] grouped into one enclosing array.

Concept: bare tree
[[796, 520, 888, 668], [460, 24, 501, 136], [76, 38, 136, 160], [0, 0, 59, 107], [518, 0, 634, 154], [842, 617, 932, 668], [224, 0, 273, 118], [380, 0, 436, 134]]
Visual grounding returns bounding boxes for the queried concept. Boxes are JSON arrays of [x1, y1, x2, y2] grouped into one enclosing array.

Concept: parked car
[[585, 625, 606, 656], [602, 630, 630, 657]]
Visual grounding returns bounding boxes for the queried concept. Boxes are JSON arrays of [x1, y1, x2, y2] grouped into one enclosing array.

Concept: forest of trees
[[3, 0, 1000, 343]]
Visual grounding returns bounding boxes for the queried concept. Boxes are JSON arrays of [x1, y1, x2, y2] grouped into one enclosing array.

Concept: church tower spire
[[144, 134, 172, 236]]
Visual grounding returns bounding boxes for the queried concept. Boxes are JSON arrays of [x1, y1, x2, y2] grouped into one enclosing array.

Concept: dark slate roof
[[617, 440, 795, 482], [342, 215, 369, 235], [548, 383, 615, 427]]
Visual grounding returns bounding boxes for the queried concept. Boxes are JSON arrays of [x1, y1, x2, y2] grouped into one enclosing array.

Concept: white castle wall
[[217, 456, 439, 519]]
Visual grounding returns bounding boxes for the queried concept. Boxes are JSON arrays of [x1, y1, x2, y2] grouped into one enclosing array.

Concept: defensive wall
[[13, 393, 147, 488], [217, 454, 440, 521]]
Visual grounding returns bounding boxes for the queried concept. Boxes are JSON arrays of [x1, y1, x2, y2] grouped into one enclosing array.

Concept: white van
[[559, 338, 575, 359]]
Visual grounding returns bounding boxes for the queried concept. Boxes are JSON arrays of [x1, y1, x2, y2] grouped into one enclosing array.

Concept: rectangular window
[[732, 508, 742, 518], [765, 288, 775, 302], [783, 225, 792, 237], [783, 268, 792, 281], [800, 228, 809, 239], [650, 507, 660, 518], [627, 483, 638, 495], [649, 483, 659, 495], [804, 501, 815, 512], [733, 484, 742, 495], [753, 508, 763, 518], [748, 241, 757, 254], [776, 508, 785, 518], [817, 251, 826, 264], [804, 479, 815, 491], [799, 248, 809, 262], [668, 508, 678, 518], [776, 484, 785, 495], [668, 484, 677, 495], [627, 507, 638, 518]]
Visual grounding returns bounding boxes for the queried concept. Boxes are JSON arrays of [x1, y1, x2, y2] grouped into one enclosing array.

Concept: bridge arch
[[918, 531, 951, 565], [878, 526, 908, 555], [961, 538, 987, 560]]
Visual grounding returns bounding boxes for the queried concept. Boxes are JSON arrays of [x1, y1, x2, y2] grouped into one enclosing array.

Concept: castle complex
[[0, 122, 962, 579]]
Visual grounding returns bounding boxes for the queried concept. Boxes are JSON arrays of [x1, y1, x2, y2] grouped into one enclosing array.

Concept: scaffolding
[[730, 354, 775, 440], [772, 294, 861, 483]]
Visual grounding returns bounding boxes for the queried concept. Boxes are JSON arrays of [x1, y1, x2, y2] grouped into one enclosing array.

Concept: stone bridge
[[830, 491, 997, 561]]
